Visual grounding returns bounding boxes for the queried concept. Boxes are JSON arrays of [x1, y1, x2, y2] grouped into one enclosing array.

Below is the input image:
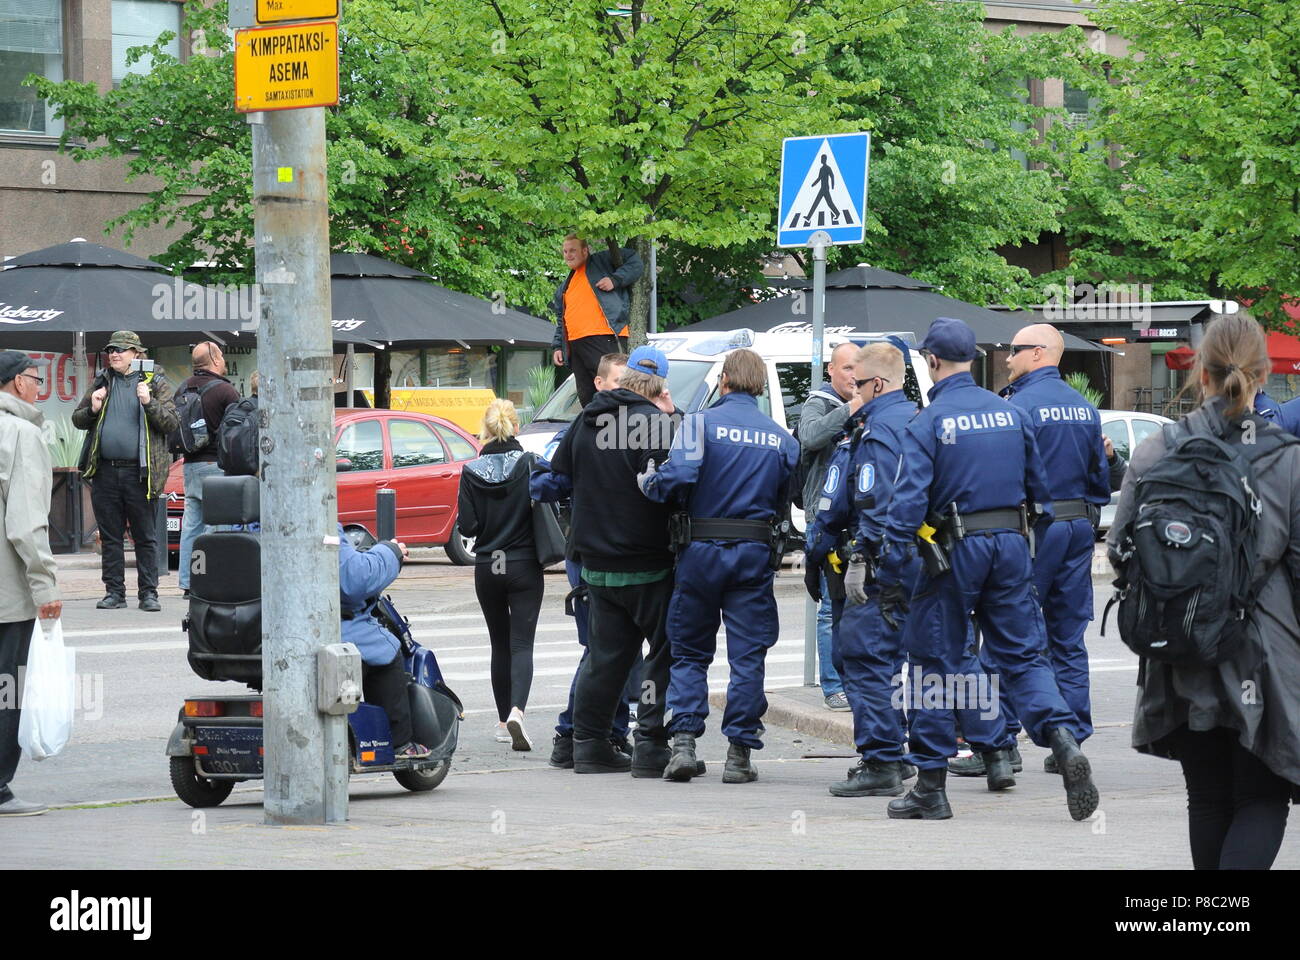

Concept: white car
[[1097, 408, 1174, 533], [518, 328, 933, 535]]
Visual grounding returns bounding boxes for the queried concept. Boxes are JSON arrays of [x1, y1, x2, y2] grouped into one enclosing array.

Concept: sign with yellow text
[[257, 0, 338, 24], [364, 388, 498, 435], [234, 21, 339, 112]]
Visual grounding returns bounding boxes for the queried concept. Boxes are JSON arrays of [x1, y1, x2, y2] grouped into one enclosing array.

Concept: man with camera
[[72, 330, 179, 612]]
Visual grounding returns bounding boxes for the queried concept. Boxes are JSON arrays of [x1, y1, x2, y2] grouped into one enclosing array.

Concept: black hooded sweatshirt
[[550, 388, 676, 573], [456, 438, 535, 563]]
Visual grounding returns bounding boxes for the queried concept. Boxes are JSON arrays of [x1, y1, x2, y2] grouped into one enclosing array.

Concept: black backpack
[[217, 396, 261, 476], [168, 380, 222, 455], [1105, 414, 1295, 665]]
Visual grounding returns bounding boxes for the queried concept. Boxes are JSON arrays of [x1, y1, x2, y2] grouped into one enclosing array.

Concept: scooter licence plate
[[194, 726, 263, 776]]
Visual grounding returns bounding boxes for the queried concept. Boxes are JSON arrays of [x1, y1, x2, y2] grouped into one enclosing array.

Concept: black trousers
[[363, 653, 413, 748], [1173, 725, 1293, 869], [568, 334, 626, 407], [474, 558, 544, 721], [574, 575, 673, 743], [90, 462, 159, 598], [0, 619, 34, 803]]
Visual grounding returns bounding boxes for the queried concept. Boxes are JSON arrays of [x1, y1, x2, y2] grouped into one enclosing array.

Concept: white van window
[[776, 362, 812, 433]]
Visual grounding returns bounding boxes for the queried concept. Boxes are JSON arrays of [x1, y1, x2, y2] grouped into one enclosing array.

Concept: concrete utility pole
[[803, 230, 830, 686], [251, 105, 347, 825]]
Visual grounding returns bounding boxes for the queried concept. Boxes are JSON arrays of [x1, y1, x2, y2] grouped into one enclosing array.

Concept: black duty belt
[[690, 518, 773, 543], [104, 459, 140, 468], [1051, 499, 1091, 522], [948, 507, 1026, 537]]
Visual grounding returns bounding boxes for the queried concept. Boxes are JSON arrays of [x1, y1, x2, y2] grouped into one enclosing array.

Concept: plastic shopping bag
[[17, 618, 76, 760]]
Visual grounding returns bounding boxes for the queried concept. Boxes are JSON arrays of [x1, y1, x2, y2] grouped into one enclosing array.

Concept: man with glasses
[[0, 352, 62, 816], [72, 331, 179, 612]]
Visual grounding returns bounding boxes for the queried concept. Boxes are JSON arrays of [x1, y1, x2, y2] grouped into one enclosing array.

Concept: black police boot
[[663, 732, 700, 782], [573, 737, 632, 774], [829, 759, 904, 797], [902, 762, 917, 781], [1047, 727, 1098, 821], [982, 749, 1017, 792], [886, 768, 954, 820], [96, 594, 126, 610], [1044, 752, 1060, 774], [139, 592, 161, 613], [549, 734, 574, 769], [948, 753, 986, 777], [631, 738, 671, 778], [722, 742, 758, 784], [611, 736, 634, 759], [1009, 744, 1024, 772]]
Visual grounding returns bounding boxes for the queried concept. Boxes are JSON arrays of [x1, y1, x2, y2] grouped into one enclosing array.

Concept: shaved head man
[[192, 341, 227, 377], [1006, 323, 1065, 384]]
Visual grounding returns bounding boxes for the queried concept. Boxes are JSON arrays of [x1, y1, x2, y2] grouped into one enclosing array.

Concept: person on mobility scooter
[[168, 475, 460, 808]]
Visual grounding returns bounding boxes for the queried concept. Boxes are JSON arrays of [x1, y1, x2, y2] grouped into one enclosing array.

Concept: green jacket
[[72, 367, 180, 499]]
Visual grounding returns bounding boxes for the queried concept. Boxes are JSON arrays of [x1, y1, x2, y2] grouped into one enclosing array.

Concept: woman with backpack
[[457, 399, 543, 751], [1107, 314, 1300, 869]]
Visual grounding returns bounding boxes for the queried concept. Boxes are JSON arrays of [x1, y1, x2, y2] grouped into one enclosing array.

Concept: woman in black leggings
[[1109, 314, 1300, 869], [457, 399, 544, 750]]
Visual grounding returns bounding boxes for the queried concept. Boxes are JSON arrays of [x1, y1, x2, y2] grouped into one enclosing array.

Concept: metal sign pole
[[803, 230, 831, 686], [252, 104, 347, 825]]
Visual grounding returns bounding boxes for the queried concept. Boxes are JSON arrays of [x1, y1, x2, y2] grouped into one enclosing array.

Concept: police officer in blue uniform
[[953, 324, 1110, 778], [1254, 388, 1281, 420], [638, 348, 800, 783], [880, 318, 1099, 821], [1277, 394, 1300, 436]]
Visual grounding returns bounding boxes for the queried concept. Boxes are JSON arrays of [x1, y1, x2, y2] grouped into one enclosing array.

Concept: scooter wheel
[[170, 756, 235, 808], [394, 759, 451, 793]]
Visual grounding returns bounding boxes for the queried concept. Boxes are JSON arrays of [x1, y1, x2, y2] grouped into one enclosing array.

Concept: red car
[[165, 409, 482, 564]]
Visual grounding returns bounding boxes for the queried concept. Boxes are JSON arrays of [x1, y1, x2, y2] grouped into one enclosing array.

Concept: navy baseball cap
[[626, 345, 669, 378], [920, 317, 978, 362], [0, 350, 36, 385]]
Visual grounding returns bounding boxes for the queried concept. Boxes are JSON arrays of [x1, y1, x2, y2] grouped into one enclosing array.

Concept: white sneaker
[[494, 724, 512, 743], [506, 707, 532, 752]]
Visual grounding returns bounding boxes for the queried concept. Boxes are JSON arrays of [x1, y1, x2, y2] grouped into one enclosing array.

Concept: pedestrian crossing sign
[[777, 132, 870, 248]]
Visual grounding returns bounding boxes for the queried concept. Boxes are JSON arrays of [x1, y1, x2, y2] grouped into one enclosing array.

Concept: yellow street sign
[[256, 0, 339, 24], [234, 21, 339, 113]]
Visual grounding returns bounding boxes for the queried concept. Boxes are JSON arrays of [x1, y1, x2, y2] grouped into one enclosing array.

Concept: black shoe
[[722, 742, 758, 784], [96, 594, 126, 610], [948, 753, 986, 777], [573, 737, 632, 774], [1044, 752, 1059, 774], [139, 594, 161, 613], [1047, 727, 1098, 821], [829, 759, 904, 797], [663, 732, 700, 782], [631, 738, 670, 778], [902, 762, 917, 781], [610, 736, 634, 759], [982, 749, 1017, 792], [1009, 744, 1024, 772], [887, 767, 953, 820], [549, 734, 574, 769]]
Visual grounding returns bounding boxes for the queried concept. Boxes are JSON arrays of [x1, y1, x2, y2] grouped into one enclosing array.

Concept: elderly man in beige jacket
[[0, 350, 62, 817]]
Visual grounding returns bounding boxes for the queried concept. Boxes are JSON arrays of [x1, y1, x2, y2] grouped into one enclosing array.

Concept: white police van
[[516, 327, 933, 535]]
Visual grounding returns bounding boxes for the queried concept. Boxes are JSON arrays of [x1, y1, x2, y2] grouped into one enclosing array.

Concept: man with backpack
[[173, 343, 241, 597]]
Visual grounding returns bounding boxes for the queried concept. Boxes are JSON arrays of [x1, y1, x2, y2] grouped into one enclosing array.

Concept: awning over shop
[[1165, 328, 1300, 373]]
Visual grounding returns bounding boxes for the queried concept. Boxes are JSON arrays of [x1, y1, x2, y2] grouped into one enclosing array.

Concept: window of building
[[112, 0, 181, 88], [0, 0, 64, 136]]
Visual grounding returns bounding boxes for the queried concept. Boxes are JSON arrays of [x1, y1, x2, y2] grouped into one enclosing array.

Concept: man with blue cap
[[638, 348, 800, 783], [879, 317, 1099, 822]]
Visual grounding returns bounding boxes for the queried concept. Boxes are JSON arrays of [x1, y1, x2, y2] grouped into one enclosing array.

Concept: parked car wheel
[[444, 519, 475, 566]]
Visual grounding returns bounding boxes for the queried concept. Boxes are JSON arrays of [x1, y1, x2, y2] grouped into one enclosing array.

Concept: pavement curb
[[709, 689, 855, 747]]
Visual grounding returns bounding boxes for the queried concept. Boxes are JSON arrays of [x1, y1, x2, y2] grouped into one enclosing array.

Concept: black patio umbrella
[[677, 265, 1102, 351], [328, 252, 556, 348], [0, 240, 245, 352]]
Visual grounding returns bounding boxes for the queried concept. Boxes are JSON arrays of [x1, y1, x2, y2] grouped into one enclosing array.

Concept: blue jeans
[[179, 460, 224, 590], [818, 575, 843, 695]]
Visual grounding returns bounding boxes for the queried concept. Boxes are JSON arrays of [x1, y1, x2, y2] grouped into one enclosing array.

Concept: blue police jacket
[[1254, 390, 1281, 420], [339, 524, 403, 666], [529, 427, 573, 502], [1000, 366, 1110, 506], [805, 426, 860, 565], [884, 372, 1053, 549], [1277, 396, 1300, 437], [640, 392, 799, 521]]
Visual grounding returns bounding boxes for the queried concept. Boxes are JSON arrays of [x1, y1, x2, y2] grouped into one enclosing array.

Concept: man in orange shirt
[[551, 234, 644, 406]]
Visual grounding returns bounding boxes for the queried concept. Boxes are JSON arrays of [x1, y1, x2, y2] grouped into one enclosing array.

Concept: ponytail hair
[[1189, 314, 1270, 419], [480, 398, 519, 443]]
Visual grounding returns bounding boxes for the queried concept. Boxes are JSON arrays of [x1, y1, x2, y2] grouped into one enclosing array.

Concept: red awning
[[1166, 326, 1300, 373]]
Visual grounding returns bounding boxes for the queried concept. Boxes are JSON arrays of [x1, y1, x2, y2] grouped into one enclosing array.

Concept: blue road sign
[[777, 132, 870, 248]]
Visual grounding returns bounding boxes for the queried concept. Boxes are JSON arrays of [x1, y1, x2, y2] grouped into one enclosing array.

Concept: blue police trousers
[[981, 518, 1094, 742], [665, 540, 777, 749], [838, 595, 910, 762], [903, 531, 1074, 768]]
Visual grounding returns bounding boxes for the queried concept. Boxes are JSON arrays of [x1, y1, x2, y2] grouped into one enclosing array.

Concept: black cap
[[0, 350, 36, 386]]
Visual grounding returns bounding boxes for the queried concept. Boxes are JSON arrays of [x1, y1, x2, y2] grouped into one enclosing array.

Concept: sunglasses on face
[[1010, 343, 1045, 356], [855, 376, 890, 388], [106, 346, 129, 355]]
